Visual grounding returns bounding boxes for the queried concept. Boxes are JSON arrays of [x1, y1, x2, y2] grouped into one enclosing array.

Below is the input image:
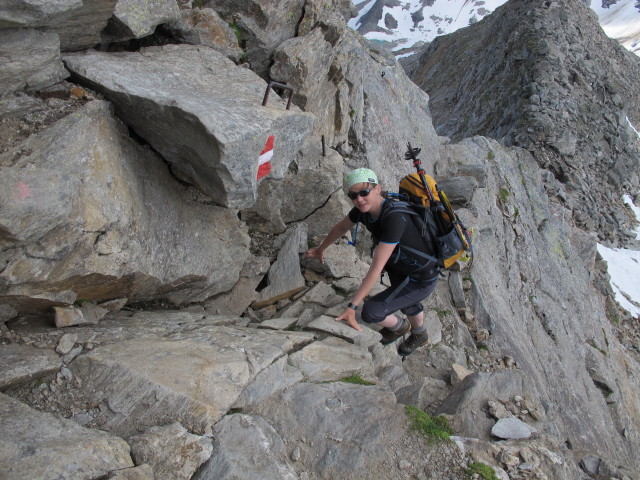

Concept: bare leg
[[378, 313, 399, 328], [407, 311, 425, 330]]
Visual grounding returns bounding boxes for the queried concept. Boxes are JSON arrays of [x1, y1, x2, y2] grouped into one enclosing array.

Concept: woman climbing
[[305, 168, 439, 356]]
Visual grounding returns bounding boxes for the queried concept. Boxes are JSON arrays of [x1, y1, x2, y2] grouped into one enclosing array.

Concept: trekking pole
[[404, 142, 448, 234]]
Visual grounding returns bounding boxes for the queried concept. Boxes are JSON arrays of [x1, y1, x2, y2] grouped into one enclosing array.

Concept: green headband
[[344, 168, 378, 189]]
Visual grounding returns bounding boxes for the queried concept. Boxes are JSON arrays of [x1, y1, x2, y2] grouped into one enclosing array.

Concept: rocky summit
[[1, 1, 639, 480]]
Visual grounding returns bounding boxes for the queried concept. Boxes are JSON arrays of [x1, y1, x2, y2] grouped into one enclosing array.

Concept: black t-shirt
[[348, 200, 437, 279]]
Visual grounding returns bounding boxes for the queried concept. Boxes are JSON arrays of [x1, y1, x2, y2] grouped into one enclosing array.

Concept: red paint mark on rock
[[16, 181, 31, 200]]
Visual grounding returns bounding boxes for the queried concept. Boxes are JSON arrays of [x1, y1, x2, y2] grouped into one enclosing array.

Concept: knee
[[402, 303, 424, 318], [360, 300, 386, 324]]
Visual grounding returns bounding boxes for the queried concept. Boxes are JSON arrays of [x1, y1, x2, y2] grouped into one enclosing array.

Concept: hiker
[[305, 168, 439, 356]]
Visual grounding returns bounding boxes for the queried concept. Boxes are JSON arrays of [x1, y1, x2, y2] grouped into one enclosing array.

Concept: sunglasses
[[347, 188, 372, 200]]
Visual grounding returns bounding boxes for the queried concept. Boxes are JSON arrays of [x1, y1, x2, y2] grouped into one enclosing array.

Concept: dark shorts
[[360, 272, 438, 324]]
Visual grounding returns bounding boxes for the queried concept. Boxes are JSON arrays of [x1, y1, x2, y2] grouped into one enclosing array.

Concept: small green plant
[[230, 23, 247, 50], [340, 374, 375, 385], [487, 150, 495, 160], [349, 108, 356, 117], [477, 344, 489, 351], [436, 309, 451, 319], [193, 0, 206, 7], [466, 462, 499, 480], [405, 405, 454, 444], [463, 276, 474, 284], [498, 188, 510, 204]]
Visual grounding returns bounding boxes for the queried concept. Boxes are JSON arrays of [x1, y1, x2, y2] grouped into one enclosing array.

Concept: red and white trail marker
[[257, 135, 274, 180]]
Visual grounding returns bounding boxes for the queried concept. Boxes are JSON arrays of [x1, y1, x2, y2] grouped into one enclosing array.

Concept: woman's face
[[348, 182, 381, 213]]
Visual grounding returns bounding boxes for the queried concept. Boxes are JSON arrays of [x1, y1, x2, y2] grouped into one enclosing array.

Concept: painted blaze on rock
[[64, 44, 315, 209]]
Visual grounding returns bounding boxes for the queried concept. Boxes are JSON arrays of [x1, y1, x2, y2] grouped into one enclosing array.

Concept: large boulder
[[64, 45, 315, 209], [241, 138, 348, 235], [0, 100, 250, 313]]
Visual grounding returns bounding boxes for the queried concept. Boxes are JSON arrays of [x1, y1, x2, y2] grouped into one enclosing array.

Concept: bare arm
[[335, 242, 397, 331], [304, 215, 355, 264]]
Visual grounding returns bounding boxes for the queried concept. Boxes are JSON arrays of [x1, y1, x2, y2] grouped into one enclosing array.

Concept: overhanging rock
[[63, 45, 315, 209]]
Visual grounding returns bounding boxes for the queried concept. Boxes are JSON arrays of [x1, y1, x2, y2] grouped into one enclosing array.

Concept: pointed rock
[[252, 224, 307, 309]]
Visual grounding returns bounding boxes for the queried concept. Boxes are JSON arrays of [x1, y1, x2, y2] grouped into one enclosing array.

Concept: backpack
[[396, 173, 472, 269]]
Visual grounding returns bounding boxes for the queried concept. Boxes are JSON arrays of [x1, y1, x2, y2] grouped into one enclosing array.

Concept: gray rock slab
[[302, 243, 370, 279], [241, 140, 346, 236], [48, 0, 119, 51], [248, 382, 409, 478], [63, 45, 315, 208], [437, 176, 479, 205], [252, 224, 306, 309], [448, 270, 467, 309], [0, 392, 133, 479], [491, 417, 538, 440], [0, 100, 250, 313], [0, 0, 82, 28], [193, 413, 297, 480], [257, 317, 299, 330], [288, 336, 375, 383], [0, 29, 68, 96], [70, 325, 314, 436], [129, 422, 213, 480], [0, 343, 61, 389], [204, 255, 270, 316], [306, 314, 381, 347], [232, 356, 304, 409]]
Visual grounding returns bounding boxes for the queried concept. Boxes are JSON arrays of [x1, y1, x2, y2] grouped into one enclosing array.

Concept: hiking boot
[[397, 330, 429, 356], [379, 317, 411, 345]]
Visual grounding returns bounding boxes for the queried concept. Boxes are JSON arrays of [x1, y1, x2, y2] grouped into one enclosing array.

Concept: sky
[[350, 0, 640, 57]]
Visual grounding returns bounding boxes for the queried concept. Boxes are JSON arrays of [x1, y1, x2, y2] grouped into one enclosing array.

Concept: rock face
[[0, 100, 250, 311], [270, 16, 442, 186], [406, 0, 640, 244], [64, 45, 315, 209]]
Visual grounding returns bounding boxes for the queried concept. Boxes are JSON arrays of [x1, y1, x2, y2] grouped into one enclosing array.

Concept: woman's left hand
[[335, 308, 363, 331]]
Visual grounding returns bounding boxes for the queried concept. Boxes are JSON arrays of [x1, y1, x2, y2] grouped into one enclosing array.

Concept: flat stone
[[0, 343, 61, 389], [289, 336, 375, 383], [491, 417, 537, 440], [306, 315, 381, 347]]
